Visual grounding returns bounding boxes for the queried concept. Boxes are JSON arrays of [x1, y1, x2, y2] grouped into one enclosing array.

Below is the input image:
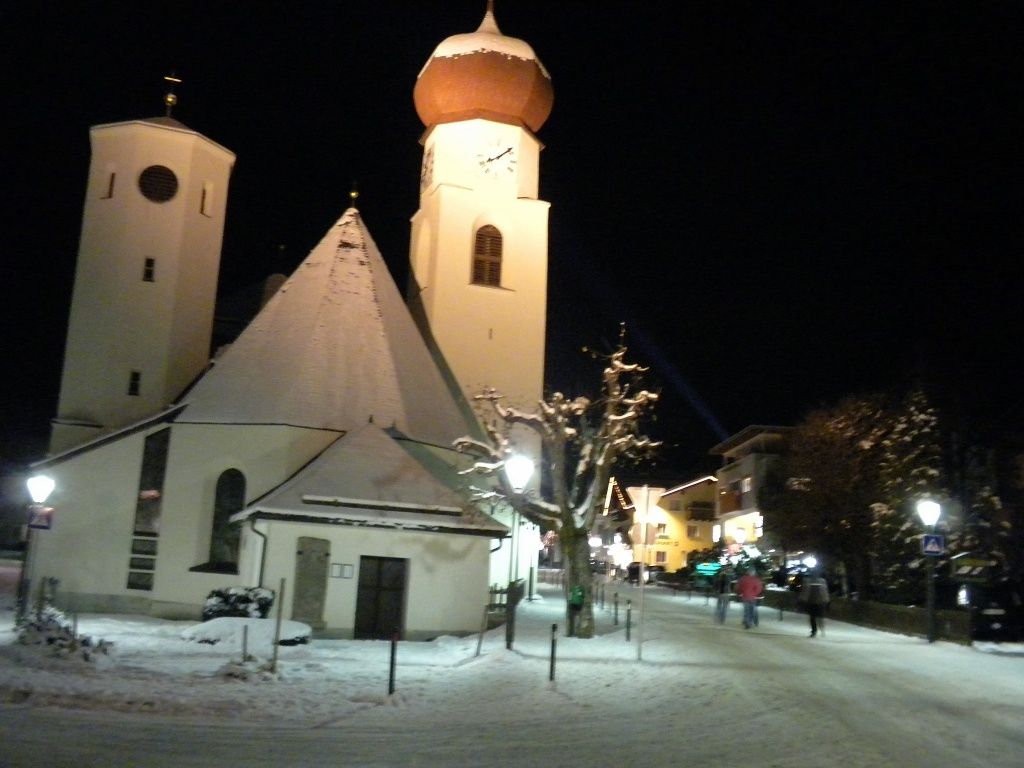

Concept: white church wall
[[255, 519, 491, 639], [32, 422, 340, 617], [147, 424, 339, 614], [32, 430, 153, 613], [413, 184, 549, 413]]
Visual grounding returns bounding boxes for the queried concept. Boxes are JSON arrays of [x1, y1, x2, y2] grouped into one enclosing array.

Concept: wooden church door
[[292, 537, 330, 629], [354, 556, 408, 640]]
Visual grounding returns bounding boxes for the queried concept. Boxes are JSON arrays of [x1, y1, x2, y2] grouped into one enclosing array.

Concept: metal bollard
[[614, 592, 619, 625], [549, 623, 558, 682], [388, 632, 399, 695], [626, 600, 632, 641]]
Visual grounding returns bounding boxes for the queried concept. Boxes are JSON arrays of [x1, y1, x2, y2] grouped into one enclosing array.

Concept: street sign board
[[695, 562, 721, 576], [921, 534, 944, 556], [951, 557, 997, 583]]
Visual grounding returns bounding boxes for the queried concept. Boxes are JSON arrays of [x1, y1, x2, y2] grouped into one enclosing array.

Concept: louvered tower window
[[472, 225, 502, 287]]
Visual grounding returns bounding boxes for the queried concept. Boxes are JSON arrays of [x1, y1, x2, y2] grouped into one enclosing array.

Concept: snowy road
[[2, 582, 1022, 767]]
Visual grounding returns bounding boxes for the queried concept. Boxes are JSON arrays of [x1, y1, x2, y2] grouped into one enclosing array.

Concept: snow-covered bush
[[17, 605, 111, 662], [202, 586, 275, 621]]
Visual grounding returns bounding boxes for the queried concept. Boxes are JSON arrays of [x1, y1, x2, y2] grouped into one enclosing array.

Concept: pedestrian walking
[[736, 568, 764, 629], [714, 566, 733, 623], [798, 569, 830, 637]]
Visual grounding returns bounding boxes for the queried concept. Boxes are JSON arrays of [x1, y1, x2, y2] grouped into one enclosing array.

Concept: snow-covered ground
[[1, 566, 1022, 768]]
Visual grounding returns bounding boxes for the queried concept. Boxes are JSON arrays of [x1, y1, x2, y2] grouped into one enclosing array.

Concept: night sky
[[2, 1, 1021, 476]]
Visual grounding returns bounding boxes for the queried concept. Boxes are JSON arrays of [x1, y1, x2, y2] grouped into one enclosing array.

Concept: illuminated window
[[142, 257, 155, 282], [128, 370, 141, 396], [655, 551, 667, 564], [742, 476, 753, 493], [687, 524, 700, 539], [472, 225, 502, 286]]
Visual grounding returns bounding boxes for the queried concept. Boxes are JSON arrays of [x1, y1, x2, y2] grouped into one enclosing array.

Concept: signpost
[[921, 534, 944, 556]]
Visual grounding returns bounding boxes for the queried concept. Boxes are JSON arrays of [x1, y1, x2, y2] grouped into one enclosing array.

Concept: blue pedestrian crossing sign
[[922, 534, 945, 556]]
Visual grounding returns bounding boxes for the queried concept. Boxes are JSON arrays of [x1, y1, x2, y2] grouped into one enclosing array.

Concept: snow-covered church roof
[[179, 207, 474, 448], [232, 423, 506, 537]]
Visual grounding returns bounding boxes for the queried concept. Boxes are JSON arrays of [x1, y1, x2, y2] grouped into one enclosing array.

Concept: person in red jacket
[[736, 569, 764, 629]]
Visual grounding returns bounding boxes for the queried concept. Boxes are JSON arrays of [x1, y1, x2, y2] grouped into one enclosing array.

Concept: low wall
[[760, 589, 971, 644]]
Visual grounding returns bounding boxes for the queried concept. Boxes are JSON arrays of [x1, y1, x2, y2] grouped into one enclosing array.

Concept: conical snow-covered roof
[[179, 207, 473, 447]]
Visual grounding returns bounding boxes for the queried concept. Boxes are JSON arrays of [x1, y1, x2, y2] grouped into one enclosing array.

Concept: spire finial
[[479, 0, 500, 34], [349, 183, 360, 210], [163, 72, 182, 117]]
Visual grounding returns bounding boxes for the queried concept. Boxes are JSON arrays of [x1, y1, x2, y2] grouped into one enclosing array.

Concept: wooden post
[[388, 633, 398, 695], [476, 605, 488, 657], [271, 577, 285, 673]]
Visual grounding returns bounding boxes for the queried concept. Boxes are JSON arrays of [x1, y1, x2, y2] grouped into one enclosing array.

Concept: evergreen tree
[[870, 387, 947, 603]]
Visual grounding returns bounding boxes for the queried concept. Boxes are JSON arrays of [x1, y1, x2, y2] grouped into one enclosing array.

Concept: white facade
[[409, 118, 549, 415], [52, 119, 234, 454]]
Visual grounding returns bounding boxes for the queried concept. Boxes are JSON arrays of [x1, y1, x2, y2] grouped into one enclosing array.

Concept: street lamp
[[627, 485, 664, 661], [916, 499, 942, 643], [18, 474, 55, 621], [504, 454, 534, 583]]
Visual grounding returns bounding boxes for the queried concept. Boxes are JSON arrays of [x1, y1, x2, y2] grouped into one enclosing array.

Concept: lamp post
[[916, 499, 942, 643], [627, 485, 664, 661], [18, 474, 55, 621], [504, 454, 534, 583]]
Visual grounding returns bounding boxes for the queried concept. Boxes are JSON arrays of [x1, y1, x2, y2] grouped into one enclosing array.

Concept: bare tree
[[455, 342, 659, 637]]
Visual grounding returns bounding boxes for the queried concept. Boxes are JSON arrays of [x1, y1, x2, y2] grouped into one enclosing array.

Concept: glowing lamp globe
[[27, 475, 55, 505], [505, 454, 534, 493], [916, 499, 941, 527]]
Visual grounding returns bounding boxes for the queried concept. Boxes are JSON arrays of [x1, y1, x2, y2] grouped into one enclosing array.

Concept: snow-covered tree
[[761, 394, 887, 596], [870, 387, 947, 603], [455, 342, 659, 638]]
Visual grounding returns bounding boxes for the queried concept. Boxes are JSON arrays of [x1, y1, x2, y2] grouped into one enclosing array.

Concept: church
[[29, 4, 552, 639]]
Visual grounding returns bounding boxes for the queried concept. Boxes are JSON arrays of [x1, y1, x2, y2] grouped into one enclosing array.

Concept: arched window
[[472, 225, 502, 286], [209, 469, 245, 567]]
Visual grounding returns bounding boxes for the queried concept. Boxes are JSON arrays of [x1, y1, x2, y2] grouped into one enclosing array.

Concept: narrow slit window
[[142, 257, 155, 282], [472, 225, 502, 287], [128, 370, 141, 397], [200, 182, 213, 217], [101, 171, 116, 199]]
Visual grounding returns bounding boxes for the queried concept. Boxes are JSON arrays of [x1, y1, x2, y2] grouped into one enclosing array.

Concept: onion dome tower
[[409, 1, 552, 421], [408, 2, 551, 589], [413, 1, 553, 134]]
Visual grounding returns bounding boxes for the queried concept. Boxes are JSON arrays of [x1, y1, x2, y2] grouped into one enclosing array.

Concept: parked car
[[626, 562, 666, 585]]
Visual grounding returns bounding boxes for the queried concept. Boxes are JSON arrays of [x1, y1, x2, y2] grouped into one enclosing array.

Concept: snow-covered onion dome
[[414, 2, 553, 132]]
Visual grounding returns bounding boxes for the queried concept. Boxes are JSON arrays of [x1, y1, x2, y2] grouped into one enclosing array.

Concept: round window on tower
[[138, 165, 179, 202]]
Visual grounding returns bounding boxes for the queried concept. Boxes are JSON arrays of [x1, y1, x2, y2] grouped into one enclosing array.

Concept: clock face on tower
[[476, 138, 517, 177]]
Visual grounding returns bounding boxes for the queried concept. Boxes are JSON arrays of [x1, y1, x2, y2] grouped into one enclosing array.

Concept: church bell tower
[[50, 81, 235, 454], [409, 3, 553, 420]]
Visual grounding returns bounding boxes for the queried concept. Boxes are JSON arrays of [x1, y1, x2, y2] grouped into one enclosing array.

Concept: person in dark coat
[[798, 570, 830, 637], [714, 566, 733, 623]]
